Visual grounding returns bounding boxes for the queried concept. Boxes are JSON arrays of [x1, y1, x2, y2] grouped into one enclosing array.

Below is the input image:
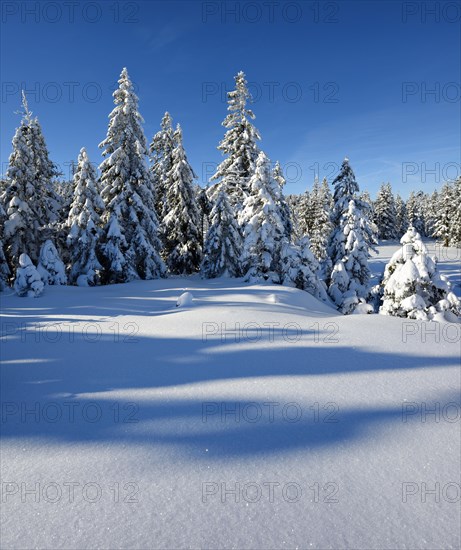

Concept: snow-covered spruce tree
[[395, 194, 408, 237], [239, 151, 285, 282], [433, 183, 452, 246], [272, 161, 292, 240], [98, 68, 165, 284], [1, 93, 61, 271], [379, 226, 460, 321], [66, 148, 104, 285], [449, 178, 461, 246], [374, 183, 398, 239], [328, 200, 374, 314], [162, 125, 202, 274], [309, 177, 332, 263], [201, 188, 242, 278], [210, 71, 261, 211], [326, 158, 376, 313], [14, 253, 44, 297], [280, 237, 330, 302], [37, 240, 67, 285], [149, 112, 176, 222]]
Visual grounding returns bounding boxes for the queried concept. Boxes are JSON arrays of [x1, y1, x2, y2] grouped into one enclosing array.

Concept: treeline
[[0, 69, 459, 319]]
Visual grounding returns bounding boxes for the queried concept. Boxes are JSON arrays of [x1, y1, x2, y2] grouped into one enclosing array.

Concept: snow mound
[[176, 291, 194, 308]]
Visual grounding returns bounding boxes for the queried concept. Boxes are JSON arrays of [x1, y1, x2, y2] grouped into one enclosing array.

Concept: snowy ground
[[1, 241, 460, 550]]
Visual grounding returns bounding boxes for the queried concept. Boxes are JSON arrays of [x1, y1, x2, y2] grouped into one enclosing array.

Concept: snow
[[1, 242, 460, 549], [176, 291, 194, 308]]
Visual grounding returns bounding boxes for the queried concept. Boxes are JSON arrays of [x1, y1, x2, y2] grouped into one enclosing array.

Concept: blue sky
[[1, 0, 459, 198]]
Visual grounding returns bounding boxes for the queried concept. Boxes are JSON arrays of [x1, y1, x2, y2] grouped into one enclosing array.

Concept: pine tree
[[328, 200, 374, 314], [66, 148, 104, 285], [326, 158, 376, 313], [210, 71, 261, 211], [149, 112, 176, 222], [239, 151, 285, 281], [374, 183, 398, 239], [201, 189, 242, 278], [1, 93, 60, 271], [395, 194, 408, 237], [162, 125, 202, 274], [37, 240, 67, 285], [379, 227, 460, 320], [272, 161, 292, 240], [98, 68, 165, 284]]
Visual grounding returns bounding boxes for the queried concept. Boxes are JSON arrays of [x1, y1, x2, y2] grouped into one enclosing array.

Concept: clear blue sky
[[1, 0, 459, 198]]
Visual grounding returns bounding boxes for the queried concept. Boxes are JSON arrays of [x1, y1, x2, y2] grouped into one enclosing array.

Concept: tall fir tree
[[239, 151, 285, 281], [374, 183, 398, 239], [395, 194, 408, 237], [66, 148, 105, 285], [162, 125, 202, 274], [326, 158, 376, 313], [149, 112, 176, 223], [98, 68, 165, 283], [1, 93, 60, 272], [210, 71, 261, 211], [272, 161, 292, 240]]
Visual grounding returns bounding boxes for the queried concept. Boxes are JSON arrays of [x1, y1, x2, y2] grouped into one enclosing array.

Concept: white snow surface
[[1, 241, 460, 549]]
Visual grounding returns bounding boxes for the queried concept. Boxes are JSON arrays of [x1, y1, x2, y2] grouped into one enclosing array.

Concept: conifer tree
[[37, 240, 67, 285], [280, 237, 330, 302], [67, 148, 104, 285], [98, 68, 165, 283], [2, 93, 60, 270], [149, 112, 176, 222], [162, 125, 202, 274], [201, 189, 242, 278], [395, 194, 408, 237], [374, 183, 398, 239], [211, 71, 261, 211], [379, 227, 460, 320], [310, 177, 332, 262], [433, 184, 452, 246], [13, 253, 44, 297], [272, 161, 292, 240], [239, 152, 285, 281], [0, 202, 10, 289], [449, 178, 461, 246], [326, 158, 376, 313]]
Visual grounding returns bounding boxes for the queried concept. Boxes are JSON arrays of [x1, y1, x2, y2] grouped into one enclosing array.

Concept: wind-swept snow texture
[[1, 241, 460, 549]]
